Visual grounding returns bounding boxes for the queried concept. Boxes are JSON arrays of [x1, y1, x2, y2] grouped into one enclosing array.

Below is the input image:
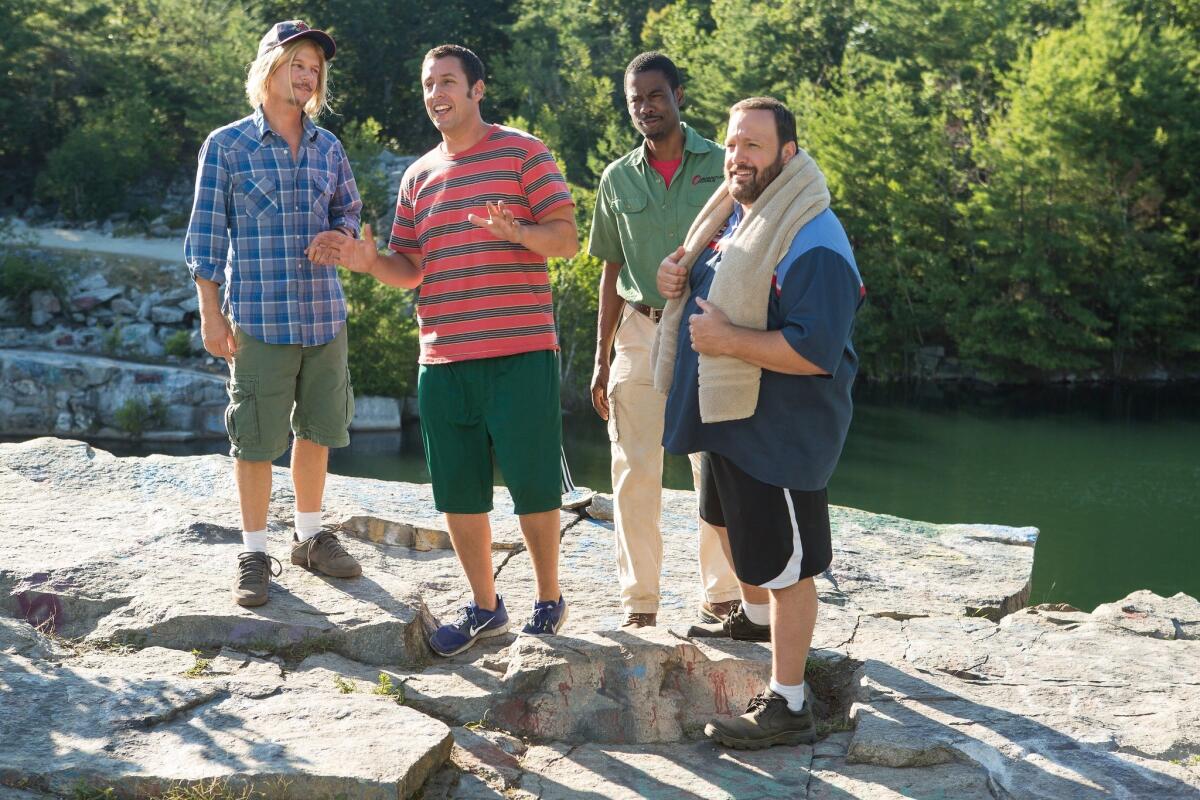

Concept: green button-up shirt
[[588, 123, 725, 308]]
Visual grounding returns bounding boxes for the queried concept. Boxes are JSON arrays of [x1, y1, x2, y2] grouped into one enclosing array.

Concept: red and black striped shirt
[[389, 125, 574, 364]]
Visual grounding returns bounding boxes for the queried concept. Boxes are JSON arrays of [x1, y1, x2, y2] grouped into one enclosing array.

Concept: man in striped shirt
[[311, 44, 578, 656]]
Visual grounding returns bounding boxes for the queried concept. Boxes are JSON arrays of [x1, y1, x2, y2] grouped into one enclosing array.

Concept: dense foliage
[[1, 0, 1197, 397]]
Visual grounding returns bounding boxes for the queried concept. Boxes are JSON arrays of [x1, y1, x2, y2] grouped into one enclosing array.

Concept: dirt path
[[6, 218, 182, 263]]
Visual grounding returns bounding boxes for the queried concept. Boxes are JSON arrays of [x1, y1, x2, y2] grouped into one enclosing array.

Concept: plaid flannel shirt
[[184, 107, 362, 346]]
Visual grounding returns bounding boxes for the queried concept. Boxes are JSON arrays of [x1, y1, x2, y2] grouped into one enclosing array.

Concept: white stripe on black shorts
[[698, 451, 833, 588]]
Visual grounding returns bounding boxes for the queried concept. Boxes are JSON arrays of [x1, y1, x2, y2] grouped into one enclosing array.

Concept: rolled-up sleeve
[[184, 136, 230, 285], [328, 142, 362, 237], [777, 247, 862, 378]]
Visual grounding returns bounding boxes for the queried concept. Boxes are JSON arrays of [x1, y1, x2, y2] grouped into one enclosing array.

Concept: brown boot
[[291, 530, 362, 578], [705, 689, 816, 749], [621, 612, 657, 628], [686, 604, 771, 641], [699, 599, 739, 624], [232, 551, 282, 607]]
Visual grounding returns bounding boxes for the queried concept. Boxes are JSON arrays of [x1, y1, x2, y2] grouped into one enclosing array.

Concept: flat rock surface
[[1, 438, 1197, 798]]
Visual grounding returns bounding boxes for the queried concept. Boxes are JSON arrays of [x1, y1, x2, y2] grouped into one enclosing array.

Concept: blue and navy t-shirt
[[663, 206, 865, 490]]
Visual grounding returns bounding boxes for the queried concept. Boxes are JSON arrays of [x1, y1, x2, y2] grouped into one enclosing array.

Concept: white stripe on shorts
[[760, 487, 806, 589]]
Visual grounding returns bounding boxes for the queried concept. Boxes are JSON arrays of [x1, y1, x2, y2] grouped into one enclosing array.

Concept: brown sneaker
[[705, 689, 816, 749], [621, 612, 657, 628], [232, 551, 282, 607], [699, 599, 739, 624], [291, 530, 362, 578], [685, 604, 771, 641]]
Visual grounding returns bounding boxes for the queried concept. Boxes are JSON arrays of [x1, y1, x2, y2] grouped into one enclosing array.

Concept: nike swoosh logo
[[469, 623, 487, 636]]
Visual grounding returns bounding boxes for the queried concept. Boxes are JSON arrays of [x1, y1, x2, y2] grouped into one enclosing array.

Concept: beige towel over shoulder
[[651, 150, 830, 422]]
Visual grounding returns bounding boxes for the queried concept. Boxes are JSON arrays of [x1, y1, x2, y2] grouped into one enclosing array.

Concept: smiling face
[[422, 55, 483, 135], [267, 41, 323, 109], [724, 108, 796, 207], [625, 69, 682, 142]]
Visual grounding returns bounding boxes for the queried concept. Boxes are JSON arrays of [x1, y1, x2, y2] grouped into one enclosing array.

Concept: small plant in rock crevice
[[374, 672, 405, 704], [184, 649, 212, 678]]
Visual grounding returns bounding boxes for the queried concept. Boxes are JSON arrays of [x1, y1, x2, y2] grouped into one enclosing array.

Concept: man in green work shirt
[[589, 52, 740, 629]]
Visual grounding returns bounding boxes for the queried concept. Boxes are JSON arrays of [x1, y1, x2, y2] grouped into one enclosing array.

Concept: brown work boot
[[686, 604, 771, 641], [621, 612, 657, 628], [705, 689, 817, 749], [699, 599, 739, 624], [291, 530, 362, 578], [232, 551, 282, 607]]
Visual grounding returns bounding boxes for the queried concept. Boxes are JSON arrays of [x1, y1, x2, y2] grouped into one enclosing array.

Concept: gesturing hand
[[657, 246, 688, 299], [688, 297, 732, 356], [306, 224, 378, 273], [468, 201, 525, 245]]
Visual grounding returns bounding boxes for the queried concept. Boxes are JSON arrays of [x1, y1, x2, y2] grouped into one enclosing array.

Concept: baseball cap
[[257, 20, 336, 61]]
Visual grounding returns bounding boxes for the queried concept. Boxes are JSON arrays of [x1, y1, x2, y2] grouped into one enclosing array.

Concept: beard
[[728, 151, 785, 205]]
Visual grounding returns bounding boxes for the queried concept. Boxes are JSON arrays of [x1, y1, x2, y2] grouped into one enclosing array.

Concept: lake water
[[91, 381, 1199, 612]]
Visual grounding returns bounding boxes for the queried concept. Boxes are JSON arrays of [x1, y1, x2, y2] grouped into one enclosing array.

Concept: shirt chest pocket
[[612, 194, 647, 219], [237, 175, 277, 220], [311, 172, 333, 221]]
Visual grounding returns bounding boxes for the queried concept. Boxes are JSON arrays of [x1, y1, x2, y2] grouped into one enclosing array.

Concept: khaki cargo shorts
[[224, 324, 354, 462]]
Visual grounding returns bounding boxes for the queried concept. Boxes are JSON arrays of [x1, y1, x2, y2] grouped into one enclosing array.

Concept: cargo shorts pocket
[[225, 379, 260, 447], [343, 368, 356, 429]]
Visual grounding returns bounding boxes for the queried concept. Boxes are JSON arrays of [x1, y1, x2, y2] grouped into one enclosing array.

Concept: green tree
[[644, 0, 859, 136], [493, 0, 656, 186], [793, 69, 963, 377], [257, 0, 516, 153], [965, 0, 1200, 377], [9, 0, 259, 217]]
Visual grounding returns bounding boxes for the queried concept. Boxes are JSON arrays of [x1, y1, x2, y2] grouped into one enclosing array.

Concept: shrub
[[114, 394, 168, 437], [164, 329, 192, 357], [36, 94, 170, 219], [342, 270, 420, 399], [0, 251, 65, 315]]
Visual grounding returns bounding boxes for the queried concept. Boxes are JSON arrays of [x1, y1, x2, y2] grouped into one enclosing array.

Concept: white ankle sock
[[242, 529, 269, 553], [769, 678, 808, 713], [294, 511, 322, 542], [741, 600, 770, 626]]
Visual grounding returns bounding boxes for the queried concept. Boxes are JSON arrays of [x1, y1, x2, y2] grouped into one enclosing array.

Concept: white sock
[[294, 510, 322, 542], [242, 530, 269, 553], [769, 678, 808, 713], [741, 600, 770, 626]]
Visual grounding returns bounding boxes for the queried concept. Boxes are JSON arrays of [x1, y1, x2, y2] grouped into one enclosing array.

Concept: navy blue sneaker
[[521, 596, 568, 635], [429, 596, 510, 656]]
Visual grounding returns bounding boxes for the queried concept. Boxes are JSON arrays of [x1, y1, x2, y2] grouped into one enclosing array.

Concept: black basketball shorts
[[698, 451, 833, 588]]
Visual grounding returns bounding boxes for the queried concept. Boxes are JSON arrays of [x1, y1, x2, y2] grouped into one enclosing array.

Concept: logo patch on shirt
[[692, 174, 722, 186]]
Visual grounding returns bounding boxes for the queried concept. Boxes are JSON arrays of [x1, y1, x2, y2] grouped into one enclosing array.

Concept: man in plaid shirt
[[185, 20, 364, 607]]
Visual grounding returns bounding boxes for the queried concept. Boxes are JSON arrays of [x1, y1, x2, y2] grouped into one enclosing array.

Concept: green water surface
[[89, 382, 1200, 612]]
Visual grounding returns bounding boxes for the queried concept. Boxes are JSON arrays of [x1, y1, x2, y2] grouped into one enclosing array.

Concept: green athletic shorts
[[418, 349, 562, 515], [225, 324, 354, 462]]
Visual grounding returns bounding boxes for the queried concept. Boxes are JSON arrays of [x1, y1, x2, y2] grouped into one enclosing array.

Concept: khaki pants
[[607, 306, 741, 613]]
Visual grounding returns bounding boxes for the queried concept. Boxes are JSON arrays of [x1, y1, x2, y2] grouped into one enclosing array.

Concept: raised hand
[[307, 224, 378, 273], [657, 245, 688, 299], [468, 201, 525, 245]]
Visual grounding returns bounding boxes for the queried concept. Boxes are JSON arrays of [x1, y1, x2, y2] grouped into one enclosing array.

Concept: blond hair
[[245, 39, 331, 118]]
